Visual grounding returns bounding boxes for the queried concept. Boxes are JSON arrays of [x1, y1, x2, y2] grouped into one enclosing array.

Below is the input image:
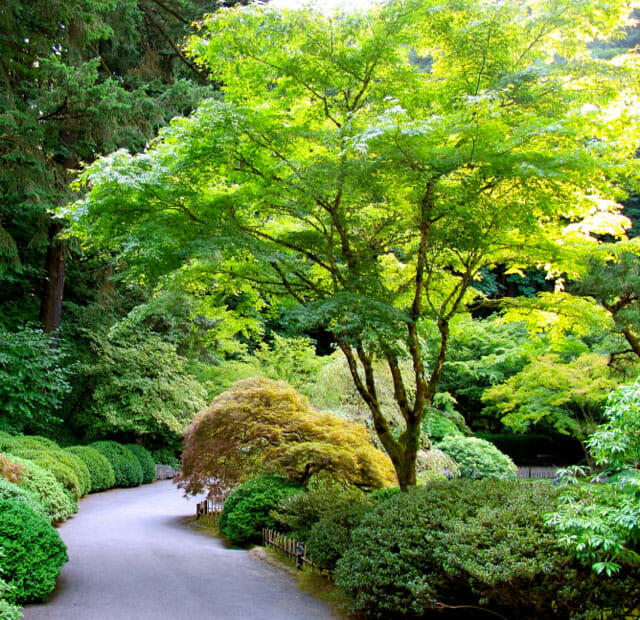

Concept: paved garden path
[[22, 480, 337, 620]]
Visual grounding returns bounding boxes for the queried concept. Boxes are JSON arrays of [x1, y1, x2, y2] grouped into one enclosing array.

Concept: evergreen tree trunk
[[39, 222, 65, 341]]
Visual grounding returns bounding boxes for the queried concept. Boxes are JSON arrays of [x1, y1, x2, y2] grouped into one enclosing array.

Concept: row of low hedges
[[0, 435, 160, 609]]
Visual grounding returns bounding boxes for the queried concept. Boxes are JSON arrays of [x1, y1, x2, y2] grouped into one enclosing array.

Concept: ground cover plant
[[0, 499, 67, 604]]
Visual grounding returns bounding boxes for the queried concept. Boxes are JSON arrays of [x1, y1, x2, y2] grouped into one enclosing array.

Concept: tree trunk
[[39, 222, 65, 341]]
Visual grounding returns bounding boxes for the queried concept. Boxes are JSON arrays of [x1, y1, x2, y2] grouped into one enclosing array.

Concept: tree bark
[[39, 222, 65, 342]]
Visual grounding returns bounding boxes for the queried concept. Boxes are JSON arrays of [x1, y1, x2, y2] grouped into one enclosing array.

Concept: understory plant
[[548, 378, 640, 575], [435, 436, 516, 480]]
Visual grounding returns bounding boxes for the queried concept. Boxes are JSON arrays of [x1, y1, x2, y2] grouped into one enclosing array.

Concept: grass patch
[[263, 547, 357, 618]]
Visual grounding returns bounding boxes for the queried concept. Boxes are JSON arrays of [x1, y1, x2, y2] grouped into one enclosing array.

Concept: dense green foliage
[[0, 327, 71, 433], [125, 444, 156, 484], [0, 499, 67, 604], [548, 379, 640, 575], [0, 479, 48, 520], [436, 436, 516, 480], [89, 442, 143, 488], [70, 0, 640, 488], [335, 480, 639, 619], [219, 475, 302, 546], [1, 455, 76, 524], [65, 446, 116, 493]]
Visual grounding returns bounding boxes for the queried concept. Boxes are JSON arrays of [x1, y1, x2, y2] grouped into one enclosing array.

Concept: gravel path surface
[[21, 480, 336, 620]]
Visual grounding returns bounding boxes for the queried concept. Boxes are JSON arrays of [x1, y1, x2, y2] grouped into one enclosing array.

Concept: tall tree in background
[[70, 0, 640, 488], [0, 0, 246, 335]]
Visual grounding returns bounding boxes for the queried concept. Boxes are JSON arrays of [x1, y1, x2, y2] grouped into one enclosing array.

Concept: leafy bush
[[0, 499, 67, 604], [0, 455, 22, 484], [0, 435, 91, 498], [435, 436, 516, 480], [66, 446, 116, 492], [415, 448, 459, 479], [4, 448, 82, 502], [0, 455, 76, 524], [125, 444, 156, 484], [62, 451, 92, 496], [548, 378, 640, 574], [0, 326, 71, 434], [219, 474, 301, 545], [0, 478, 48, 520], [306, 495, 381, 571], [335, 480, 639, 619], [272, 481, 368, 541], [0, 551, 21, 620], [151, 447, 179, 469], [89, 441, 143, 487]]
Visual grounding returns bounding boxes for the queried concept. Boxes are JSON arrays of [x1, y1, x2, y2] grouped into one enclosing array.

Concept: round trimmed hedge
[[436, 436, 516, 480], [0, 499, 67, 604], [125, 444, 156, 484], [0, 478, 48, 520], [220, 474, 302, 545], [335, 479, 639, 619], [5, 455, 77, 523], [6, 447, 83, 501], [89, 441, 143, 488], [65, 446, 116, 492]]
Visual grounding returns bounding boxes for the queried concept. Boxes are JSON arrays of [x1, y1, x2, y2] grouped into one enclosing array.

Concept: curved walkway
[[22, 480, 337, 620]]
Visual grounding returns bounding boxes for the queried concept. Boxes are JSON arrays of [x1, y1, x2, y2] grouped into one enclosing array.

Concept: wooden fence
[[262, 528, 320, 572], [516, 466, 558, 479], [195, 499, 223, 518]]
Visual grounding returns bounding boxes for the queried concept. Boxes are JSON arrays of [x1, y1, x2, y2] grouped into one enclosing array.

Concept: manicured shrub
[[435, 436, 516, 480], [219, 474, 302, 545], [0, 552, 21, 620], [306, 496, 378, 571], [0, 499, 67, 604], [0, 478, 48, 520], [273, 481, 368, 541], [4, 455, 77, 523], [89, 441, 143, 488], [5, 448, 82, 502], [0, 435, 91, 498], [65, 446, 115, 492], [63, 451, 92, 496], [125, 444, 156, 484], [335, 480, 639, 619], [0, 454, 23, 484]]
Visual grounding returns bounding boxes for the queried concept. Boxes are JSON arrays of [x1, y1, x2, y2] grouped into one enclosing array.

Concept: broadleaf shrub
[[1, 455, 76, 523], [0, 499, 67, 604], [219, 474, 301, 545], [125, 444, 156, 484], [435, 436, 516, 480], [65, 446, 115, 492], [335, 480, 639, 619], [90, 441, 143, 488]]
